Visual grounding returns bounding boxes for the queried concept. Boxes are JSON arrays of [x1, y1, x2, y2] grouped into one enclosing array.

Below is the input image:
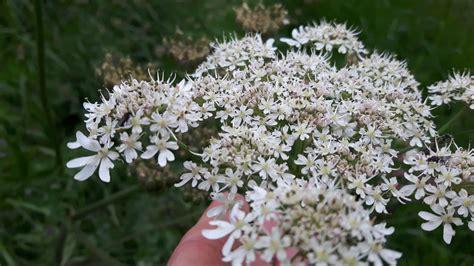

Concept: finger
[[168, 240, 227, 266], [180, 193, 249, 243], [168, 194, 248, 266]]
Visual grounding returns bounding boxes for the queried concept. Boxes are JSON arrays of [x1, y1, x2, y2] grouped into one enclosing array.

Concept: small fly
[[118, 112, 131, 127]]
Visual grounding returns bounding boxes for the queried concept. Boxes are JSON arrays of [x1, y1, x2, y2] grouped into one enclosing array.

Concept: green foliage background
[[0, 0, 473, 265]]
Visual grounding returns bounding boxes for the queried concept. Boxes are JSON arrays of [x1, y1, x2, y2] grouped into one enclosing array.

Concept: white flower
[[423, 184, 456, 207], [202, 204, 255, 255], [207, 192, 243, 219], [366, 241, 401, 266], [68, 20, 474, 265], [428, 71, 474, 109], [231, 105, 253, 127], [279, 21, 367, 56], [97, 117, 117, 144], [150, 111, 178, 136], [402, 173, 429, 200], [141, 134, 178, 166], [117, 132, 142, 163], [429, 94, 450, 106], [347, 174, 371, 199], [365, 187, 389, 213], [175, 161, 204, 187], [436, 166, 462, 186], [291, 122, 313, 141], [294, 154, 318, 175], [251, 157, 279, 180], [222, 168, 244, 194], [272, 141, 291, 160], [418, 204, 463, 244], [255, 228, 291, 263], [359, 125, 382, 145], [128, 109, 150, 134], [197, 168, 224, 192], [450, 189, 474, 217], [311, 241, 338, 265], [173, 103, 201, 133], [222, 234, 258, 265], [66, 131, 119, 182]]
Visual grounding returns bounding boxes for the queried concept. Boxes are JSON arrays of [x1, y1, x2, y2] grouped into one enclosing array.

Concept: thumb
[[168, 194, 248, 266]]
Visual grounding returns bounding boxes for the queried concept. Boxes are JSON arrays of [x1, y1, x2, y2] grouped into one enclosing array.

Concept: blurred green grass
[[0, 0, 473, 265]]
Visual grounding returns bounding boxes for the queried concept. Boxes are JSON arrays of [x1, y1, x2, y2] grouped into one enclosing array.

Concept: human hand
[[168, 194, 271, 266]]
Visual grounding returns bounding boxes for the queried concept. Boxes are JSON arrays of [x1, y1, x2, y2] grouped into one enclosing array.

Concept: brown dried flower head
[[161, 29, 210, 66], [96, 53, 155, 87], [234, 3, 289, 35]]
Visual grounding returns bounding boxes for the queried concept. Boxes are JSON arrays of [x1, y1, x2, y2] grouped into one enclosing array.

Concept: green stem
[[34, 0, 51, 126], [438, 106, 466, 134], [71, 184, 140, 220], [35, 0, 63, 169], [169, 131, 202, 159]]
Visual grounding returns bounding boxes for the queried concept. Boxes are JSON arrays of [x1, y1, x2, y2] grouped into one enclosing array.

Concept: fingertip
[[168, 240, 228, 266]]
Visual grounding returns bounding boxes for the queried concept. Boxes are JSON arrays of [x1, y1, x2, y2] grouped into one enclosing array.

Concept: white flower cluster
[[428, 71, 474, 109], [67, 21, 474, 265], [404, 140, 474, 244], [203, 180, 401, 265], [281, 21, 368, 56], [194, 34, 276, 77], [67, 78, 204, 182]]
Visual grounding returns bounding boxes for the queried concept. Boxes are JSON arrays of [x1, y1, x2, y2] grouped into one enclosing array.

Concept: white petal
[[102, 157, 115, 169], [421, 220, 442, 231], [67, 141, 81, 149], [158, 149, 175, 167], [206, 205, 224, 218], [98, 159, 112, 183], [66, 155, 98, 168], [166, 141, 179, 150], [380, 249, 402, 263], [265, 38, 275, 48], [443, 223, 455, 244], [468, 221, 474, 231], [418, 211, 439, 222], [277, 249, 287, 261], [222, 236, 235, 256], [415, 189, 425, 200], [108, 151, 119, 160], [174, 176, 191, 187], [124, 149, 137, 163], [431, 204, 445, 215], [280, 38, 300, 47], [76, 131, 100, 152], [202, 221, 234, 239], [74, 164, 98, 181], [338, 45, 347, 54], [141, 146, 158, 159], [452, 217, 463, 226]]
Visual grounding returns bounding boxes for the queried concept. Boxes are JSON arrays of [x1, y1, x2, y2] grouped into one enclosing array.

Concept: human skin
[[168, 194, 271, 266]]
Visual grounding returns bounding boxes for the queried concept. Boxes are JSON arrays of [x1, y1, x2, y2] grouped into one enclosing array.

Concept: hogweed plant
[[66, 21, 474, 265]]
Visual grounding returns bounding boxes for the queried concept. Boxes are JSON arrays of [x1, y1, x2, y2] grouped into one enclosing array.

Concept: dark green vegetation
[[0, 0, 473, 265]]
